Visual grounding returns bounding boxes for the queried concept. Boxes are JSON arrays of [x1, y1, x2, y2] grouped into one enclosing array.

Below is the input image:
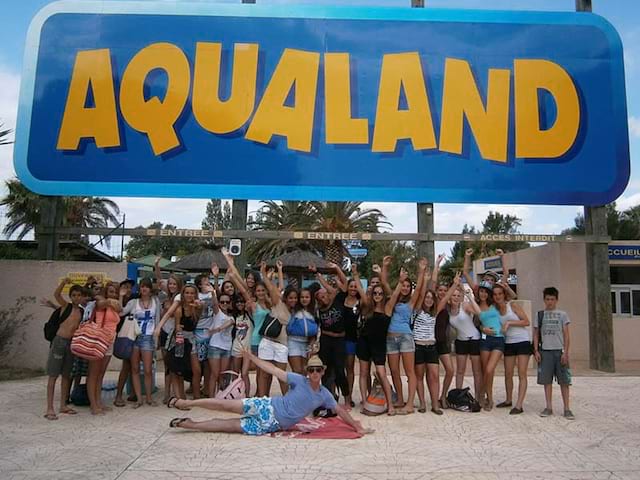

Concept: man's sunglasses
[[307, 366, 324, 373]]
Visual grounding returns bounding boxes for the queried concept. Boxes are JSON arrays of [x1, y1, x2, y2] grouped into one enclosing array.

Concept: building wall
[[0, 260, 127, 370], [475, 243, 640, 363]]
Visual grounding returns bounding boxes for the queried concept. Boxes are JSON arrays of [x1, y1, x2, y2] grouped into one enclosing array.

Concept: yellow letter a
[[372, 52, 436, 153], [245, 49, 320, 152], [57, 49, 120, 150]]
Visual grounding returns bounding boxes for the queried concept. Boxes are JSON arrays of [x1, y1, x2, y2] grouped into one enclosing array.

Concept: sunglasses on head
[[307, 366, 323, 373]]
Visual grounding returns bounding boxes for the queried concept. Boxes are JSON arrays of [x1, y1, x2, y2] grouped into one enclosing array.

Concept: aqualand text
[[57, 43, 580, 162]]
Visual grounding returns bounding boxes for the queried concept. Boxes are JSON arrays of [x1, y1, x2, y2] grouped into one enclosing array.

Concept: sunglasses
[[373, 291, 384, 296], [220, 300, 231, 304], [307, 366, 323, 373]]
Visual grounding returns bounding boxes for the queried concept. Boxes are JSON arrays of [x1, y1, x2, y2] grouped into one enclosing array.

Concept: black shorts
[[454, 339, 480, 356], [415, 344, 439, 365], [436, 341, 451, 355], [356, 336, 386, 366], [504, 341, 532, 357]]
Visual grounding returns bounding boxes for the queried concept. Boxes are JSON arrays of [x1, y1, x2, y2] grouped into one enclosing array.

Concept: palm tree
[[0, 122, 12, 145], [249, 200, 391, 265], [309, 201, 391, 264], [1, 178, 120, 244]]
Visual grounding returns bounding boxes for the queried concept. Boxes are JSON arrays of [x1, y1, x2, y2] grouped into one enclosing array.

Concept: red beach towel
[[271, 417, 363, 439]]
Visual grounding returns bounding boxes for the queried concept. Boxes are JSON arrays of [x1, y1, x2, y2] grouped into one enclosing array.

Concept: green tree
[[356, 240, 418, 281], [440, 211, 530, 282], [125, 222, 202, 259], [0, 122, 12, 145], [201, 199, 232, 247], [0, 178, 120, 245], [562, 203, 640, 240]]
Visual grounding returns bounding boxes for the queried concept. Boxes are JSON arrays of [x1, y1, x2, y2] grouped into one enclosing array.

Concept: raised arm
[[436, 272, 461, 314], [310, 263, 338, 303], [415, 268, 432, 312], [463, 249, 477, 290], [54, 277, 70, 308], [276, 260, 285, 293], [210, 261, 220, 294], [243, 347, 288, 383], [261, 261, 282, 306], [409, 258, 428, 310], [384, 269, 407, 316], [496, 249, 517, 299], [380, 255, 393, 297], [330, 262, 348, 292], [431, 254, 445, 290], [350, 264, 368, 310]]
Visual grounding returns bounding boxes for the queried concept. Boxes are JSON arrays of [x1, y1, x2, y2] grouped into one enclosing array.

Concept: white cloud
[[0, 66, 20, 182], [630, 116, 640, 138], [617, 192, 640, 211]]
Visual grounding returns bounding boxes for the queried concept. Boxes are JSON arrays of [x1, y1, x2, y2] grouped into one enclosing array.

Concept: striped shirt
[[412, 310, 436, 343]]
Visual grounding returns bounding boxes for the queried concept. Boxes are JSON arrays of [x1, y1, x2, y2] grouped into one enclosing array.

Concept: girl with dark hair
[[343, 277, 361, 408], [287, 287, 317, 375], [207, 291, 235, 397], [477, 281, 504, 411], [120, 277, 161, 407], [230, 294, 254, 393], [435, 282, 455, 409], [381, 256, 422, 414]]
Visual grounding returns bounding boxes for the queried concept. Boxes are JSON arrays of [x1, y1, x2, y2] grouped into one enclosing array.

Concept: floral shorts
[[240, 397, 281, 436]]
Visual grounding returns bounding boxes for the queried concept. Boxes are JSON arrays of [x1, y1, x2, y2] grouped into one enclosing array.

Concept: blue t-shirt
[[270, 373, 337, 429], [388, 301, 412, 334], [479, 306, 503, 337]]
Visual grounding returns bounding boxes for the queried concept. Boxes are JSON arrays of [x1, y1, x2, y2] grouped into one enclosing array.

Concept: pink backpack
[[215, 371, 246, 400]]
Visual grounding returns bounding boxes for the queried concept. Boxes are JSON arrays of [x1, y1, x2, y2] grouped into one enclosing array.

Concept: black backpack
[[447, 387, 482, 413], [44, 304, 73, 342]]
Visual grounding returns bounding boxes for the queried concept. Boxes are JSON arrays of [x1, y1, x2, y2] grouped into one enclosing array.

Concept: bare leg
[[87, 360, 102, 414], [97, 355, 111, 411], [208, 357, 221, 398], [202, 362, 211, 397], [514, 354, 529, 409], [439, 353, 454, 406], [483, 350, 503, 409], [358, 360, 371, 405], [455, 354, 468, 389], [176, 417, 244, 433], [401, 351, 417, 413], [345, 354, 355, 406], [190, 355, 201, 399], [560, 384, 570, 411], [503, 355, 516, 403], [544, 384, 553, 410], [130, 348, 143, 406], [374, 365, 396, 415], [59, 375, 75, 414], [161, 348, 171, 403], [172, 373, 186, 399], [177, 396, 244, 414], [273, 361, 288, 395], [470, 355, 484, 402], [415, 363, 426, 410], [114, 359, 130, 405], [141, 350, 155, 404], [387, 352, 403, 406], [288, 356, 305, 375], [426, 364, 440, 411], [45, 376, 58, 419]]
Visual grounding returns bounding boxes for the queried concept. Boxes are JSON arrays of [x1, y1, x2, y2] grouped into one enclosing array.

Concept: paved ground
[[1, 373, 639, 480]]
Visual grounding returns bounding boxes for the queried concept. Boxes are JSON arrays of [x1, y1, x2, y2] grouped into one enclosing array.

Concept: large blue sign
[[609, 245, 640, 261], [14, 1, 629, 204]]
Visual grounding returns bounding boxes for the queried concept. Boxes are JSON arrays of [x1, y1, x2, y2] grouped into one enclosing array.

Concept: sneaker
[[539, 408, 553, 417], [564, 410, 575, 420]]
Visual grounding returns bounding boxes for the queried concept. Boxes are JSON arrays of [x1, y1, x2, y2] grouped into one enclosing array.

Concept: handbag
[[259, 314, 282, 339], [70, 309, 115, 361], [215, 370, 246, 400], [113, 317, 136, 360], [287, 313, 318, 338]]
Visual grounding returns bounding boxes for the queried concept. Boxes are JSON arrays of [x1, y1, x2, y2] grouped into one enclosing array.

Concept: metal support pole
[[231, 200, 248, 275], [121, 213, 126, 262], [37, 196, 62, 260], [577, 0, 614, 372]]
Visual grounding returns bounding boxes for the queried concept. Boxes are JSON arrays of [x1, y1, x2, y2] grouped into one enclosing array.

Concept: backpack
[[536, 310, 545, 350], [215, 370, 246, 400], [446, 387, 482, 413], [44, 304, 73, 342]]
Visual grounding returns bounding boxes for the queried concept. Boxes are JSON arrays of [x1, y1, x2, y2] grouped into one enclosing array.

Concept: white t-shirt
[[209, 310, 234, 350], [159, 291, 179, 333], [196, 292, 215, 330], [122, 297, 161, 336]]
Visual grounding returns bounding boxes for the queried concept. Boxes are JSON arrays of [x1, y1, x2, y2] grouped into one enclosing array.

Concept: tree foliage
[[440, 211, 530, 282], [0, 122, 12, 146], [201, 199, 232, 247], [125, 221, 202, 259], [561, 203, 640, 240]]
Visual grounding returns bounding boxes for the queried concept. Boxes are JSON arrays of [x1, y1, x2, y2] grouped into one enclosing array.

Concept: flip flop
[[132, 402, 143, 409], [394, 409, 409, 416], [418, 407, 427, 413], [431, 408, 444, 416], [167, 396, 179, 409], [44, 413, 58, 421], [146, 400, 158, 407], [113, 399, 126, 407], [169, 417, 191, 428], [60, 407, 77, 415]]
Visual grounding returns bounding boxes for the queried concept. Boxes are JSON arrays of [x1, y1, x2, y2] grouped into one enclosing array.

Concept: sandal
[[496, 401, 512, 408], [44, 413, 58, 421], [146, 400, 158, 407], [418, 406, 427, 413], [431, 408, 443, 415], [169, 417, 191, 428], [113, 399, 126, 408], [132, 402, 143, 409]]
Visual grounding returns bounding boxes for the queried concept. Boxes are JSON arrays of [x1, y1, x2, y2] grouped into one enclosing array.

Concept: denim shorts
[[480, 335, 505, 352], [345, 340, 358, 356], [240, 397, 281, 436], [386, 333, 415, 354], [207, 346, 231, 359], [134, 334, 155, 352], [287, 337, 309, 358]]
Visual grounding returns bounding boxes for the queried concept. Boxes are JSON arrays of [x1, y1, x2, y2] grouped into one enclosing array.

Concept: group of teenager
[[43, 246, 575, 434]]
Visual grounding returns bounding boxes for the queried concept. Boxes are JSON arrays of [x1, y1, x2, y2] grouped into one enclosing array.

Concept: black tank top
[[181, 306, 196, 332], [362, 311, 390, 341]]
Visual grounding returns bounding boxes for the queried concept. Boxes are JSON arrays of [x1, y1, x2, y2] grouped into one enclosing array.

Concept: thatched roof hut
[[165, 249, 228, 272]]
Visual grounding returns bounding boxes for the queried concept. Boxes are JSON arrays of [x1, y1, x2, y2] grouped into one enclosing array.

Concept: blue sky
[[0, 0, 638, 257]]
